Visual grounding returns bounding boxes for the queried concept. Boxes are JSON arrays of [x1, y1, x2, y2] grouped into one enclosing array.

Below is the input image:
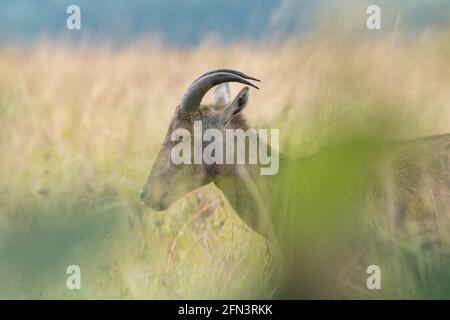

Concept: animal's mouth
[[148, 201, 170, 211], [139, 197, 171, 211]]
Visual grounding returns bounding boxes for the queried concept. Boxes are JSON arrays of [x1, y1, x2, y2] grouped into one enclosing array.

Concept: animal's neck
[[214, 161, 282, 241], [214, 118, 285, 240]]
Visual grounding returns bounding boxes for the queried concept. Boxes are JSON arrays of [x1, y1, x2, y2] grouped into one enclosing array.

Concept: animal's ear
[[218, 86, 249, 126], [213, 83, 231, 105]]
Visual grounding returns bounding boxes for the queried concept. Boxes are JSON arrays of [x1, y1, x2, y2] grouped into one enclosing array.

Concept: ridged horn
[[190, 69, 260, 86], [180, 71, 259, 113]]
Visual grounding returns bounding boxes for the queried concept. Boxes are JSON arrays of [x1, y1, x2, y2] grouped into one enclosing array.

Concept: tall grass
[[0, 30, 449, 298]]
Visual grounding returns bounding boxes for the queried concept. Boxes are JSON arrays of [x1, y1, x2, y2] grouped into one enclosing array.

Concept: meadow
[[0, 29, 450, 299]]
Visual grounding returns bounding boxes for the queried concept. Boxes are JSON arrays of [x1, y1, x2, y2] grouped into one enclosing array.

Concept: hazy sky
[[0, 0, 448, 45]]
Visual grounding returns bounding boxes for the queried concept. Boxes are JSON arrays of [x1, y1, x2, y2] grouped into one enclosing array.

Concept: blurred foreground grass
[[0, 30, 450, 298]]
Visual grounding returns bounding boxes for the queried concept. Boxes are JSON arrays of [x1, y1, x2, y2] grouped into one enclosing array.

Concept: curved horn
[[180, 71, 259, 113], [191, 69, 261, 86]]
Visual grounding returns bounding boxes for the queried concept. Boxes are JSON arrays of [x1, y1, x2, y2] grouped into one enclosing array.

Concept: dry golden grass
[[0, 30, 449, 298]]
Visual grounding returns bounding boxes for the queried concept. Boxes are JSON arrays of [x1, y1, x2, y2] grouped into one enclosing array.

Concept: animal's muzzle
[[139, 188, 170, 211]]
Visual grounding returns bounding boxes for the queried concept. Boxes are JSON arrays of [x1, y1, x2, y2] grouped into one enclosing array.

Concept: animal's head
[[140, 69, 260, 210]]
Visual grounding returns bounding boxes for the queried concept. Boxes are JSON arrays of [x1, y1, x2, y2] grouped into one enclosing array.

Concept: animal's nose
[[140, 189, 148, 201]]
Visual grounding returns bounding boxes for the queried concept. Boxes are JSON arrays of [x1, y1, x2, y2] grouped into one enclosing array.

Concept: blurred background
[[0, 0, 450, 299], [1, 0, 450, 45]]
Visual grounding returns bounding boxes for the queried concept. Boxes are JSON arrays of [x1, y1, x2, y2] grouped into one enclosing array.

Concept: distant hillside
[[0, 0, 279, 45]]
